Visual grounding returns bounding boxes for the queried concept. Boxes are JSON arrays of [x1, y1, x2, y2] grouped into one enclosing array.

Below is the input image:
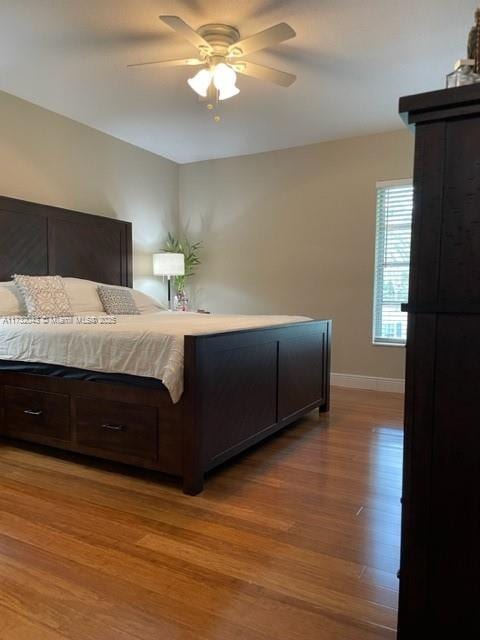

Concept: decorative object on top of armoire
[[445, 58, 479, 88], [468, 7, 480, 72], [163, 233, 202, 312], [398, 83, 480, 637], [445, 8, 480, 88]]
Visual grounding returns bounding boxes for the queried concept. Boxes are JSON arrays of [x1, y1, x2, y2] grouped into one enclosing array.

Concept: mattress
[[0, 312, 310, 402], [0, 359, 166, 389]]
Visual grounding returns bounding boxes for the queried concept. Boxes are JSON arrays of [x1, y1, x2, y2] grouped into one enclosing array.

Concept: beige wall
[[0, 90, 178, 302], [179, 130, 414, 379]]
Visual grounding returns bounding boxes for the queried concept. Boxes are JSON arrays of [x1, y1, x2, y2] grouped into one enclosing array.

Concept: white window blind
[[373, 180, 413, 346]]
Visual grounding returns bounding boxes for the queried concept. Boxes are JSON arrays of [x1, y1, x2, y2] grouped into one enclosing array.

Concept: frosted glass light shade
[[187, 68, 212, 97], [153, 253, 185, 276], [219, 84, 240, 100], [213, 63, 240, 100], [213, 63, 236, 89]]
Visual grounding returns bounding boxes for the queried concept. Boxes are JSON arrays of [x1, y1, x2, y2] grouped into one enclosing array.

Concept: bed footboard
[[182, 319, 331, 495]]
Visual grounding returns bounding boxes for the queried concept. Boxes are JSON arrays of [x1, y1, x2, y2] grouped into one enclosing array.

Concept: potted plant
[[163, 233, 202, 311]]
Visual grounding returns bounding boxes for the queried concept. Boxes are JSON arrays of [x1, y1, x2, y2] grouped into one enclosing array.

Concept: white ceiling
[[0, 1, 477, 163]]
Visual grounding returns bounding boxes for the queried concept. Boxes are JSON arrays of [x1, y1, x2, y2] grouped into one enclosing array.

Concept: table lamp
[[153, 252, 185, 311]]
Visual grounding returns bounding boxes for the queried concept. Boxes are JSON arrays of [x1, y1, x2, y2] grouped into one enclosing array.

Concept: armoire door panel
[[407, 122, 446, 307], [398, 313, 437, 631], [428, 315, 480, 629], [439, 118, 480, 304]]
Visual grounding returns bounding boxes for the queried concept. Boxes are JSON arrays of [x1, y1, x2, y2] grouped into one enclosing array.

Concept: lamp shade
[[187, 68, 212, 97], [213, 63, 240, 101], [218, 84, 240, 101], [153, 253, 185, 277]]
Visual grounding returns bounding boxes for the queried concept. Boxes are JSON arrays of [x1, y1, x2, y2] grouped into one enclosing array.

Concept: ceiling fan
[[128, 16, 296, 115]]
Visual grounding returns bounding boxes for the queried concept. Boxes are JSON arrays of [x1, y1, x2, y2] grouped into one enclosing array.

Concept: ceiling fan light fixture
[[187, 68, 212, 97], [212, 63, 239, 101], [213, 62, 236, 89], [218, 84, 240, 101], [131, 17, 297, 109]]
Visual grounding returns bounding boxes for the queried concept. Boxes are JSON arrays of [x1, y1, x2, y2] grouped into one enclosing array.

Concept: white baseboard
[[331, 373, 405, 394]]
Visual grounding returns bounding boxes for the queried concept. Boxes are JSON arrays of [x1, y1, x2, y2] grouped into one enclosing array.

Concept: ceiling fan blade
[[233, 61, 296, 87], [127, 57, 203, 69], [159, 15, 212, 53], [228, 23, 295, 57]]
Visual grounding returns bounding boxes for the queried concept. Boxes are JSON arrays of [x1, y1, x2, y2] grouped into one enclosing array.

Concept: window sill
[[372, 341, 406, 348]]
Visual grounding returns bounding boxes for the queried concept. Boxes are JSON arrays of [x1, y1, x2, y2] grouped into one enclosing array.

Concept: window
[[373, 180, 413, 346]]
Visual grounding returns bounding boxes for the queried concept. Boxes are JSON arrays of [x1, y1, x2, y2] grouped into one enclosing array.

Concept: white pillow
[[131, 288, 167, 314], [0, 280, 26, 316], [63, 278, 105, 315], [63, 277, 166, 315]]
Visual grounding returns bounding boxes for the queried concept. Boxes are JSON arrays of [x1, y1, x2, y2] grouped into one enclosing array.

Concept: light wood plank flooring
[[0, 387, 403, 639]]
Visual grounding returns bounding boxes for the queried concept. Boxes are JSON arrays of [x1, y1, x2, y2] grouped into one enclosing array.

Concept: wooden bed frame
[[0, 196, 331, 494]]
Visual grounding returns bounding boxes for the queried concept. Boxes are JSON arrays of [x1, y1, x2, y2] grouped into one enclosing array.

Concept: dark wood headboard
[[0, 196, 132, 286]]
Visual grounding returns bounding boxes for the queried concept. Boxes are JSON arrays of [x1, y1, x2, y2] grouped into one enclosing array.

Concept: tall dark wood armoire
[[398, 84, 480, 637]]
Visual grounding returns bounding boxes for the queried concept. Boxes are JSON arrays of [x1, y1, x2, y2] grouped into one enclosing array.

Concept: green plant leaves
[[163, 233, 202, 292]]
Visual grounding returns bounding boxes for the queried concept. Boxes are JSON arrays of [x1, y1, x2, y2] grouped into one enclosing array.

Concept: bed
[[0, 195, 331, 494]]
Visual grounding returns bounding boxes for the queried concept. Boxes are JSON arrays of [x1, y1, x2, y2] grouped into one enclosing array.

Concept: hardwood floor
[[0, 387, 403, 640]]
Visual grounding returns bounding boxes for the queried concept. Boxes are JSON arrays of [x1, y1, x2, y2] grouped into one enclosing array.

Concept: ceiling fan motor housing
[[197, 24, 241, 58]]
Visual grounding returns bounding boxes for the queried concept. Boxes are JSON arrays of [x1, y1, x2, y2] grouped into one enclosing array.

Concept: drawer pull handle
[[101, 423, 125, 432], [23, 409, 43, 416]]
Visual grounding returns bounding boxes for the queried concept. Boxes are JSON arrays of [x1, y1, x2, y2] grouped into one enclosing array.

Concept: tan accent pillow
[[14, 275, 73, 317]]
